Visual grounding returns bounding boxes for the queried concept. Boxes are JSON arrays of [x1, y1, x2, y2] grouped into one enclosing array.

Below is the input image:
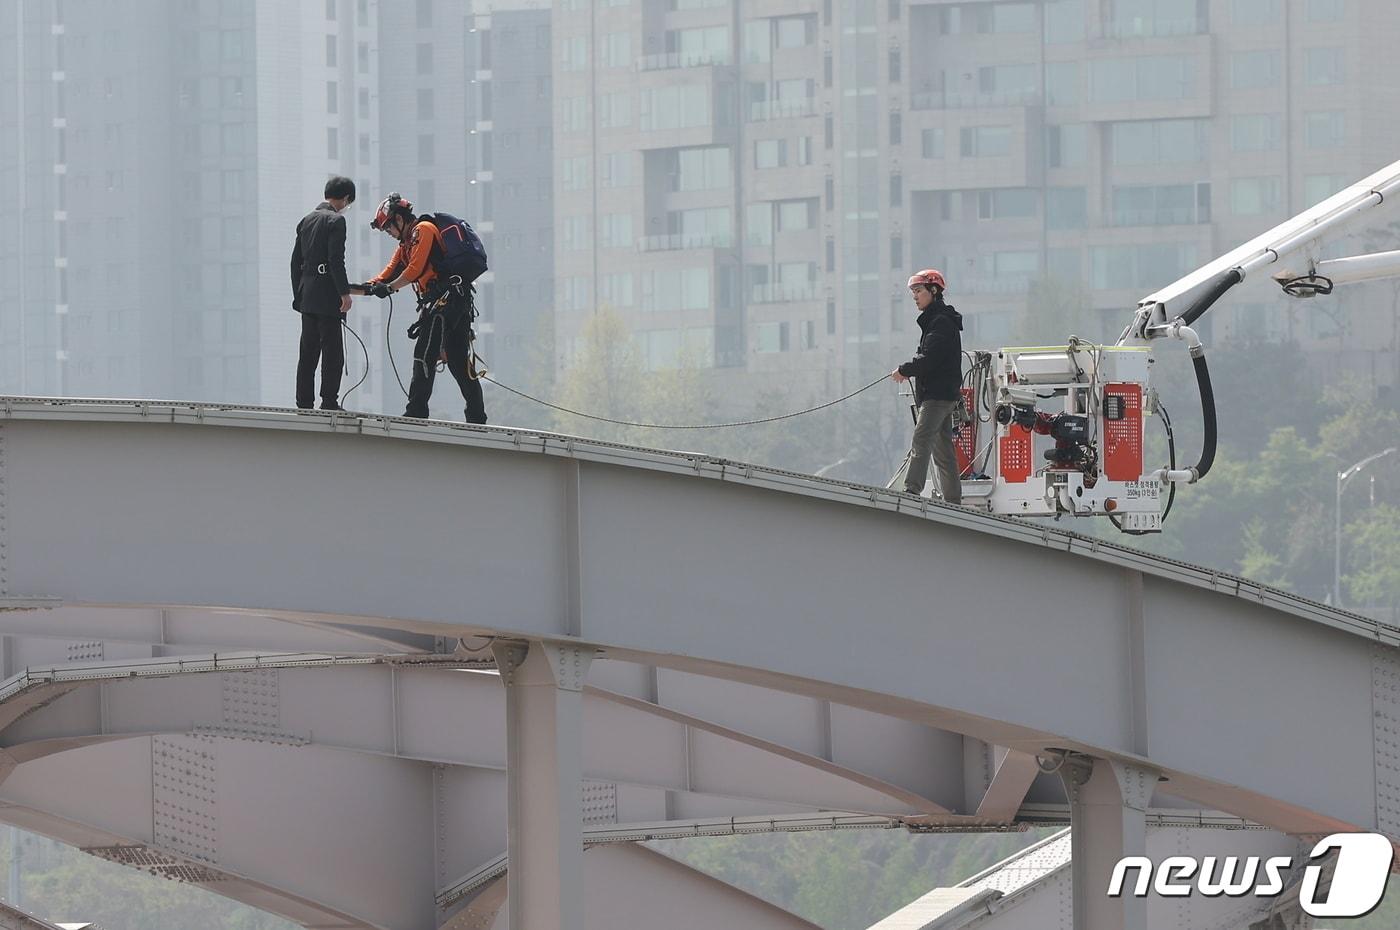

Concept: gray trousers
[[904, 399, 962, 503]]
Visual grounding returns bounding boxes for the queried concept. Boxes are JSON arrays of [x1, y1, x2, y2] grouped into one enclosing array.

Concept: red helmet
[[372, 193, 414, 230], [908, 269, 946, 292]]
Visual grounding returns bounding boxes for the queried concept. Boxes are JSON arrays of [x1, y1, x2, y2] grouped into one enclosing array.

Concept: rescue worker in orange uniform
[[358, 193, 487, 424]]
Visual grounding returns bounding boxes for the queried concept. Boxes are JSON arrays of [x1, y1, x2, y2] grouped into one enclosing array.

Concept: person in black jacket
[[892, 269, 964, 503], [290, 176, 356, 410]]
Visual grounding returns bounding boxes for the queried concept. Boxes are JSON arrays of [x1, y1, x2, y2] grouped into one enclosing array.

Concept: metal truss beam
[[0, 653, 941, 818]]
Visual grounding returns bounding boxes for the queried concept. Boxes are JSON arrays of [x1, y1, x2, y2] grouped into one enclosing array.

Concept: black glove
[[369, 282, 392, 299]]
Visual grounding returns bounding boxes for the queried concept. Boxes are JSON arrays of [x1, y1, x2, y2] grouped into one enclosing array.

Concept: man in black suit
[[290, 176, 356, 410]]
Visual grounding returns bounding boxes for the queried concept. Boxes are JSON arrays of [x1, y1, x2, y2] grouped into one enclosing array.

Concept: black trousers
[[405, 300, 486, 423], [296, 312, 344, 409]]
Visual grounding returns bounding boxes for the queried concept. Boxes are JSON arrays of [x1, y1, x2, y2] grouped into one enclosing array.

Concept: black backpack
[[427, 212, 489, 284]]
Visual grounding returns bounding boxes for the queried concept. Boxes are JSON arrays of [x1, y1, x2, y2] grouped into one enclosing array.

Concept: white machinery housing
[[954, 344, 1161, 532]]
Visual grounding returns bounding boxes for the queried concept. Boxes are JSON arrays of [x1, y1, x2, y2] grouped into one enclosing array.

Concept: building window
[[417, 89, 434, 120], [775, 15, 816, 48], [889, 113, 902, 145], [1305, 110, 1345, 148], [1046, 62, 1078, 106], [1105, 0, 1204, 37], [1304, 47, 1344, 85], [599, 213, 633, 249], [673, 146, 730, 191], [1044, 0, 1087, 42], [417, 43, 433, 75], [327, 81, 338, 114], [1089, 55, 1194, 101], [640, 85, 710, 131], [1304, 174, 1347, 206], [755, 322, 790, 353], [1109, 119, 1207, 165], [327, 128, 338, 160], [1090, 243, 1197, 290], [601, 32, 631, 68], [776, 199, 816, 231], [601, 273, 634, 308], [1230, 50, 1281, 89], [889, 48, 901, 82], [1046, 187, 1087, 229], [1306, 0, 1343, 19], [417, 0, 432, 27], [1230, 177, 1283, 216], [561, 35, 588, 71], [890, 236, 903, 269], [921, 127, 944, 158], [326, 35, 337, 67], [890, 174, 902, 207], [1047, 123, 1087, 167], [598, 92, 632, 129], [561, 155, 591, 192], [601, 152, 632, 187], [1230, 0, 1280, 20], [960, 125, 1012, 157], [1230, 114, 1282, 152], [563, 97, 589, 133], [1111, 183, 1210, 226], [754, 138, 786, 168], [976, 188, 1036, 220], [418, 133, 434, 166], [642, 268, 711, 312], [326, 0, 336, 19]]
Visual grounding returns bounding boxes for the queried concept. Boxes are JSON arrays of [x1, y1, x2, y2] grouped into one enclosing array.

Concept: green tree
[[1345, 504, 1400, 610]]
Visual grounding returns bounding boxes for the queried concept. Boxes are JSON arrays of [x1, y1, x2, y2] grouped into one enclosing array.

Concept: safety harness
[[406, 276, 488, 382]]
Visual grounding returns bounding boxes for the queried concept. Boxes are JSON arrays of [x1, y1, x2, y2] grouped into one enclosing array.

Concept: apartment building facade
[[0, 0, 384, 405], [550, 0, 1400, 404], [463, 6, 556, 388]]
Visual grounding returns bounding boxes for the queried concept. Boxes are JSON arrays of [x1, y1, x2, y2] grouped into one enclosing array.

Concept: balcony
[[910, 90, 1039, 111], [750, 283, 818, 304], [748, 98, 817, 122], [1099, 18, 1206, 40], [637, 50, 732, 72], [1110, 208, 1207, 227], [957, 276, 1035, 297], [639, 233, 734, 252]]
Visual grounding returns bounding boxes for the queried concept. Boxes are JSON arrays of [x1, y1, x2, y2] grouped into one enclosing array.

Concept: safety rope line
[[377, 291, 890, 428], [479, 372, 892, 430], [340, 318, 371, 405]]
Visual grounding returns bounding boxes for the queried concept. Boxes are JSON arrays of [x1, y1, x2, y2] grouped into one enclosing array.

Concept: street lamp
[[1335, 447, 1398, 608]]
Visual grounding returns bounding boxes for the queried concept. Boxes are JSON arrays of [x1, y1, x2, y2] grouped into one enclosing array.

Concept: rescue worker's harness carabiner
[[407, 283, 487, 380]]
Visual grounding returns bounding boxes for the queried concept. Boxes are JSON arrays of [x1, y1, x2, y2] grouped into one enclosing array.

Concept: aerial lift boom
[[945, 157, 1400, 533]]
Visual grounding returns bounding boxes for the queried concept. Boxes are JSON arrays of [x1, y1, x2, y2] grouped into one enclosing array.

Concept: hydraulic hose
[[1190, 352, 1216, 482], [1180, 268, 1243, 327]]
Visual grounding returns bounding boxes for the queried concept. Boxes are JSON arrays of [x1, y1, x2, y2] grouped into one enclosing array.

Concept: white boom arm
[[1274, 249, 1400, 293], [1121, 156, 1400, 342]]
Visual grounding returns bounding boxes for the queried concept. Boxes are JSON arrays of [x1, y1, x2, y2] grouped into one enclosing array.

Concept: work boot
[[321, 401, 344, 411], [465, 408, 488, 425]]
